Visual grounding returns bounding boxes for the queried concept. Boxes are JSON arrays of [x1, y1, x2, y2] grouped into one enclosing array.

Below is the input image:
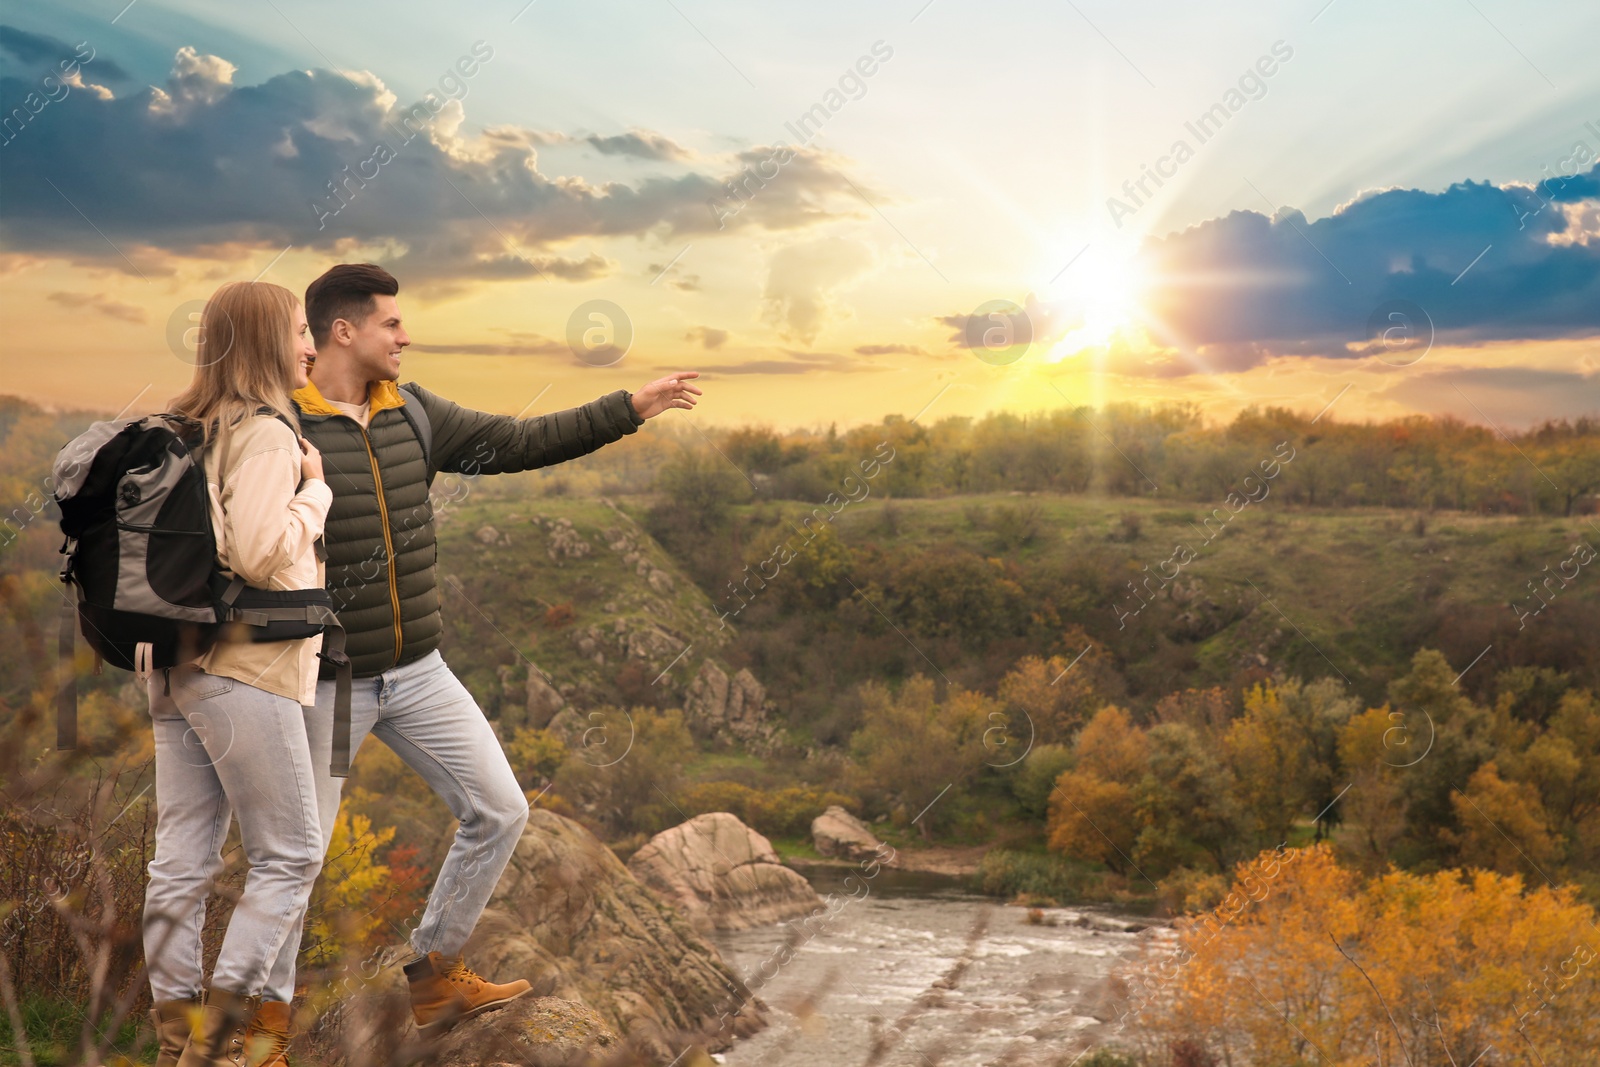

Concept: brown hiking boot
[[149, 996, 201, 1067], [404, 951, 531, 1037], [175, 987, 258, 1067], [241, 1001, 293, 1066]]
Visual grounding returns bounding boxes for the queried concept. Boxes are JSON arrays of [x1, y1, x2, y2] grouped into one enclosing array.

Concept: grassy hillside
[[429, 492, 735, 724], [434, 487, 1596, 736]]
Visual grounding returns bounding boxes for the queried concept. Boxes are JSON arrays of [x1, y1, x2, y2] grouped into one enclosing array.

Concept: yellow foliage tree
[[1128, 843, 1600, 1066], [302, 802, 395, 966], [997, 628, 1123, 745], [1074, 705, 1147, 782], [1225, 682, 1309, 843], [1044, 706, 1147, 874], [1446, 761, 1559, 875], [1046, 771, 1139, 874]]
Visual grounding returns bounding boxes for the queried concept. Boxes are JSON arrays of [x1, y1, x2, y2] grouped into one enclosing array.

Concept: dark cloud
[[1132, 167, 1600, 372], [0, 25, 131, 80], [584, 130, 693, 161], [0, 44, 869, 283], [934, 293, 1072, 357]]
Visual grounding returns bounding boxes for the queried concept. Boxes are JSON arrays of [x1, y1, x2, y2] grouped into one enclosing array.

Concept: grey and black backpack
[[53, 410, 354, 775]]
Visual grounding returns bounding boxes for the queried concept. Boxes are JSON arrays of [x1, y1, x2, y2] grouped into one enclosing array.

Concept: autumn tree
[[1132, 844, 1600, 1066], [1046, 706, 1147, 874], [1224, 682, 1311, 845], [1444, 762, 1559, 875], [998, 627, 1125, 745], [1388, 648, 1496, 863], [1336, 704, 1411, 871], [848, 675, 996, 840], [1136, 723, 1246, 874]]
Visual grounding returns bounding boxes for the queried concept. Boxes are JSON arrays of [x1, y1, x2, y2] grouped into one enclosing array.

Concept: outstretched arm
[[412, 372, 702, 476]]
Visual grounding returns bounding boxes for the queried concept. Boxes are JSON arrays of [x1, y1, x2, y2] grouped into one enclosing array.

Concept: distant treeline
[[706, 404, 1600, 515], [530, 401, 1600, 517], [4, 394, 1597, 520]]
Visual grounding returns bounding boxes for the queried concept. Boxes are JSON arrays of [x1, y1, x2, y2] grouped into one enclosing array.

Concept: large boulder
[[525, 668, 567, 730], [331, 810, 765, 1065], [812, 804, 889, 863], [627, 813, 823, 935], [463, 810, 766, 1060]]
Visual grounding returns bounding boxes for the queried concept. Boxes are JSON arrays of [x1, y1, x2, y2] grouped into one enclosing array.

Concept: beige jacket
[[192, 414, 333, 705]]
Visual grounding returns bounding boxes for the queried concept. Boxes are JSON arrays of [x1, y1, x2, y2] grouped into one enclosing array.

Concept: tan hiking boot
[[404, 951, 531, 1037], [149, 995, 201, 1067], [175, 987, 258, 1067], [241, 1001, 293, 1067]]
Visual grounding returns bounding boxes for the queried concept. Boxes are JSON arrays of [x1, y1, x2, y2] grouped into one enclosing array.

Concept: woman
[[143, 281, 331, 1067]]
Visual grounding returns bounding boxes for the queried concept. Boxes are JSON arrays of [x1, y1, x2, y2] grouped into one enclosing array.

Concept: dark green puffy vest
[[294, 380, 437, 678]]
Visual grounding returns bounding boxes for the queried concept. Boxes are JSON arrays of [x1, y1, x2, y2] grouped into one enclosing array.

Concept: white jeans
[[143, 664, 323, 1003], [265, 650, 529, 994]]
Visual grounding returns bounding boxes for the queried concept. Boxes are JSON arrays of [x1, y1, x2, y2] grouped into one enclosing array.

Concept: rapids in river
[[707, 863, 1158, 1067]]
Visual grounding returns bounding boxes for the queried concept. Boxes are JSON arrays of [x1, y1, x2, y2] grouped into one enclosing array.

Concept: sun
[[1046, 251, 1146, 362]]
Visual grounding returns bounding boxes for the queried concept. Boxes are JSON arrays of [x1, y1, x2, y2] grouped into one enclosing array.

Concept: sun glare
[[1047, 252, 1146, 362]]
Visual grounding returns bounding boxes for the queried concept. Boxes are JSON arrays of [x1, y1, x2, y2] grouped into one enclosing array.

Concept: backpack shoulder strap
[[397, 382, 434, 485]]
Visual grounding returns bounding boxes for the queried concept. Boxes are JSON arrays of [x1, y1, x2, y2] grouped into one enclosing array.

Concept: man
[[278, 262, 700, 1035]]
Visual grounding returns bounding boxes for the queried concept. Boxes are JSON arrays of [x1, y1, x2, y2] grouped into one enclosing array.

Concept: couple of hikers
[[136, 263, 701, 1066]]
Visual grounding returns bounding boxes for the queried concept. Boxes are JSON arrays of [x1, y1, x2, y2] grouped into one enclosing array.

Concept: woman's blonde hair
[[167, 281, 301, 447]]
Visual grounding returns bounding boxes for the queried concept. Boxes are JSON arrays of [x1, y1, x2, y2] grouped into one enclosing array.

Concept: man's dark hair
[[305, 263, 399, 347]]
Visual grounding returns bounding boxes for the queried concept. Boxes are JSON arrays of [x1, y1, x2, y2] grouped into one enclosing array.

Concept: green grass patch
[[0, 997, 149, 1067]]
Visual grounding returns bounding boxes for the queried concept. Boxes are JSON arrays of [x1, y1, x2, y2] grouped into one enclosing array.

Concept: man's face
[[346, 294, 410, 381]]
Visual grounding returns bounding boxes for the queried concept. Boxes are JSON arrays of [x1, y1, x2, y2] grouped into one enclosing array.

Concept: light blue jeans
[[144, 664, 324, 1004], [265, 650, 529, 994]]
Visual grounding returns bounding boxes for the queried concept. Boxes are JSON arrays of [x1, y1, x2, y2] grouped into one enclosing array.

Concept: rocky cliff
[[626, 812, 823, 934], [461, 809, 767, 1059], [329, 809, 767, 1066]]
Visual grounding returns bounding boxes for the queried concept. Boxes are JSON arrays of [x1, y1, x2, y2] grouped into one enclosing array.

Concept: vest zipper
[[357, 424, 404, 668]]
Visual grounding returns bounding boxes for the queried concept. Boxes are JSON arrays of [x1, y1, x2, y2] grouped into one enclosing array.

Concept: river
[[706, 864, 1156, 1067]]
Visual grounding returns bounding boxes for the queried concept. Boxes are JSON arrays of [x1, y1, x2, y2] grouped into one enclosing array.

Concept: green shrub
[[978, 848, 1091, 904], [678, 781, 858, 840], [991, 502, 1047, 550], [1009, 743, 1073, 818]]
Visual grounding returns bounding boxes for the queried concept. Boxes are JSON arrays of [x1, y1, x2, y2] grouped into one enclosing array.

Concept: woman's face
[[291, 304, 316, 389]]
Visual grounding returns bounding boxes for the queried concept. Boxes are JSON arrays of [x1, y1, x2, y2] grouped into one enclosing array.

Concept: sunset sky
[[2, 0, 1597, 431]]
